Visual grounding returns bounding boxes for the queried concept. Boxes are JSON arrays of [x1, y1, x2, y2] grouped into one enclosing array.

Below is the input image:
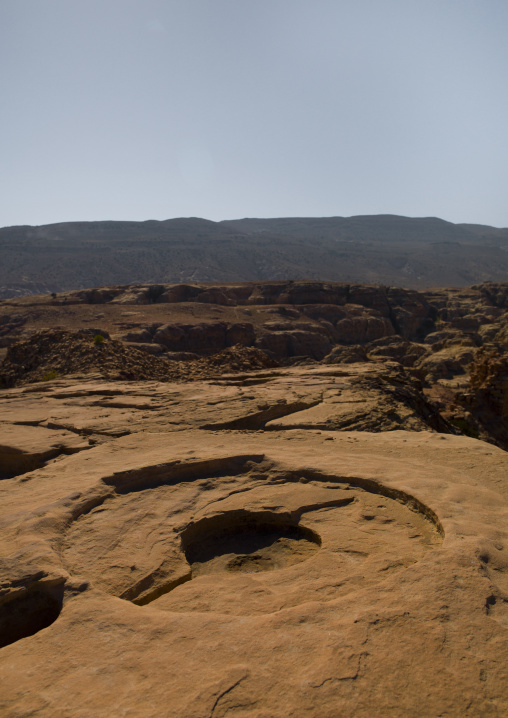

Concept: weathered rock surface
[[0, 424, 89, 479], [450, 347, 508, 447], [0, 361, 507, 717], [1, 281, 508, 716], [1, 280, 507, 371], [5, 280, 508, 448], [0, 330, 278, 387]]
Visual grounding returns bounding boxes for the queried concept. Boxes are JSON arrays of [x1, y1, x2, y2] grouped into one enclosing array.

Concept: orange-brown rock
[[0, 360, 507, 716], [3, 280, 508, 369], [2, 281, 508, 714]]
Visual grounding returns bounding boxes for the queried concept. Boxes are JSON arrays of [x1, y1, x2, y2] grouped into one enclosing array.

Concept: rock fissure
[[200, 400, 322, 431]]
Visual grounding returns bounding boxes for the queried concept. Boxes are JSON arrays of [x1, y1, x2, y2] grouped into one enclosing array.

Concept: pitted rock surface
[[0, 367, 507, 717]]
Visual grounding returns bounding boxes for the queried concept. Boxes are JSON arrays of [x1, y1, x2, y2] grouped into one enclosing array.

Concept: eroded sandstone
[[1, 282, 508, 716], [0, 365, 507, 716]]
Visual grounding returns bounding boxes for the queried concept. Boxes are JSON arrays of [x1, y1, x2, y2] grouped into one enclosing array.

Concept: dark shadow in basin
[[0, 586, 63, 649], [181, 511, 321, 576]]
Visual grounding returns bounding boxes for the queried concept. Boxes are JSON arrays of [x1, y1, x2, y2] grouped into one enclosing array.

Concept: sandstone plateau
[[1, 281, 508, 717]]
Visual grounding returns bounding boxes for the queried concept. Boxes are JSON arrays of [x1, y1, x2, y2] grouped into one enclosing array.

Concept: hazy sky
[[1, 0, 507, 228]]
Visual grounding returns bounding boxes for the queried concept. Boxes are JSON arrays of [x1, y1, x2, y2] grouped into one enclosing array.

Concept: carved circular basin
[[62, 466, 442, 615]]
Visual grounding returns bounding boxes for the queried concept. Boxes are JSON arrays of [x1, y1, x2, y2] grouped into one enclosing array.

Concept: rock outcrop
[[0, 329, 278, 387], [4, 280, 508, 450], [454, 346, 508, 446], [2, 280, 507, 369]]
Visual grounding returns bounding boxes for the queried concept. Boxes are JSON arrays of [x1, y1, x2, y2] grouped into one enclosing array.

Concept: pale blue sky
[[1, 0, 507, 228]]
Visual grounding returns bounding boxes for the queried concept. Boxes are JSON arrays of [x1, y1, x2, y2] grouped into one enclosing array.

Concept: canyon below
[[1, 279, 508, 716]]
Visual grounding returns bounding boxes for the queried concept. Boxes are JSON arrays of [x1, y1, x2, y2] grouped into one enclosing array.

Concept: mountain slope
[[1, 214, 508, 298]]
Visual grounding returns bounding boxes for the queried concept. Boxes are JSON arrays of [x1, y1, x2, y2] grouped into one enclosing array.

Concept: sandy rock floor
[[0, 367, 507, 716]]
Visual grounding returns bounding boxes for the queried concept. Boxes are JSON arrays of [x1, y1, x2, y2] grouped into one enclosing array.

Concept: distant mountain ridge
[[1, 214, 508, 299]]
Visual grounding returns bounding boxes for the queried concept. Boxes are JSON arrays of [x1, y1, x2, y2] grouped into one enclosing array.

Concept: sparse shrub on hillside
[[93, 334, 105, 345], [42, 370, 58, 381], [447, 416, 479, 438]]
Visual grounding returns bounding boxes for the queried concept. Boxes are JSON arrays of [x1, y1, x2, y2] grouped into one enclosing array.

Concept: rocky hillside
[[1, 214, 508, 298], [0, 330, 278, 387]]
